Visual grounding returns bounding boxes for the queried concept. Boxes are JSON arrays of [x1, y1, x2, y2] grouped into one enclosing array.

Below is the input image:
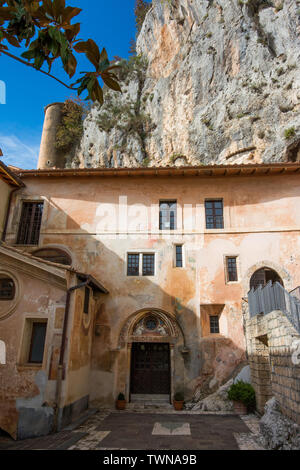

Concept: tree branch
[[0, 49, 75, 90]]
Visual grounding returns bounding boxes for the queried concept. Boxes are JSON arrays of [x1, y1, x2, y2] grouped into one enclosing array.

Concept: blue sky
[[0, 0, 145, 169]]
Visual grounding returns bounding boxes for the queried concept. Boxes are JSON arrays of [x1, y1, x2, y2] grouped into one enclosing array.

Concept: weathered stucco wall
[[5, 171, 300, 407], [0, 253, 67, 439]]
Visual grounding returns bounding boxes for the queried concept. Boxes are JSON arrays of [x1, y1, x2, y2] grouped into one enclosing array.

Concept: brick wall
[[245, 310, 300, 424]]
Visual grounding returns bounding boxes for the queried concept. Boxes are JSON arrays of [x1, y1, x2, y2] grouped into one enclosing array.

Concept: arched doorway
[[117, 309, 186, 402], [250, 267, 283, 290]]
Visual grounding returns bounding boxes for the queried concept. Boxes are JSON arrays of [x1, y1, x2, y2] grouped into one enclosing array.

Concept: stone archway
[[243, 260, 291, 296], [117, 309, 186, 402]]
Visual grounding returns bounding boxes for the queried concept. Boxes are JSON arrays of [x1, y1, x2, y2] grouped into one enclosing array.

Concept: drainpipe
[[53, 279, 90, 432], [1, 187, 20, 242]]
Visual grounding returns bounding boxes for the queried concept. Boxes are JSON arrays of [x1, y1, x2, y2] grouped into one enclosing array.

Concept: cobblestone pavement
[[0, 409, 265, 451]]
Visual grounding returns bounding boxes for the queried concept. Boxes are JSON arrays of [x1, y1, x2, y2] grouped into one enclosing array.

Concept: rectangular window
[[127, 254, 140, 276], [143, 254, 155, 276], [210, 316, 220, 334], [83, 287, 90, 314], [17, 201, 44, 245], [175, 245, 183, 268], [159, 201, 177, 230], [205, 200, 224, 229], [28, 322, 47, 364], [226, 257, 238, 282]]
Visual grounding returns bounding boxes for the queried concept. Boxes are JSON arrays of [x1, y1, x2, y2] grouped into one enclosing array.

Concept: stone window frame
[[224, 254, 240, 284], [11, 195, 48, 247], [173, 242, 185, 268], [18, 316, 49, 369], [125, 250, 157, 278]]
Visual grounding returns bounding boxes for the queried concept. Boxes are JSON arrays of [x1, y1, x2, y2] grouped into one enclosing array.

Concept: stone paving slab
[[0, 431, 88, 450], [0, 410, 264, 451], [75, 412, 250, 450]]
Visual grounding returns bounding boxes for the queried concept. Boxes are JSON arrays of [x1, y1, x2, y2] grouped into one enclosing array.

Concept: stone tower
[[38, 102, 64, 169]]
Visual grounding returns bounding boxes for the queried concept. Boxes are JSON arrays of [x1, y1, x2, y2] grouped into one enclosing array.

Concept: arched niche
[[32, 247, 72, 266], [243, 261, 291, 295], [117, 308, 185, 349], [250, 267, 284, 290]]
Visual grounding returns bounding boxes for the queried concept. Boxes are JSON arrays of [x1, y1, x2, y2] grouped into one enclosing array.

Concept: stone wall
[[245, 310, 300, 424]]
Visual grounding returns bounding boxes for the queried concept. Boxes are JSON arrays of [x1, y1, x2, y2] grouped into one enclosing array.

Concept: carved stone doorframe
[[117, 309, 185, 403]]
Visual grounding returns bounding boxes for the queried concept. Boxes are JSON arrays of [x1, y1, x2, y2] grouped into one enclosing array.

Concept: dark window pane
[[17, 202, 44, 245], [127, 254, 139, 276], [210, 316, 219, 334], [0, 278, 15, 300], [84, 287, 90, 314], [227, 257, 238, 282], [29, 323, 47, 363], [159, 201, 177, 230], [176, 245, 183, 267], [205, 200, 224, 229], [143, 254, 155, 276]]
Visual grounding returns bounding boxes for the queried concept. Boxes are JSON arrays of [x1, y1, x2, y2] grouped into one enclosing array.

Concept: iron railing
[[248, 281, 300, 333], [290, 286, 300, 301]]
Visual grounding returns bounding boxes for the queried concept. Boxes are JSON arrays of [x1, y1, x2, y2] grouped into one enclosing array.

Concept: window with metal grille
[[127, 254, 140, 276], [175, 245, 183, 268], [17, 202, 44, 245], [28, 322, 47, 364], [143, 254, 155, 276], [159, 201, 177, 230], [83, 287, 90, 314], [210, 316, 220, 334], [0, 278, 15, 300], [205, 200, 224, 229], [226, 257, 238, 282]]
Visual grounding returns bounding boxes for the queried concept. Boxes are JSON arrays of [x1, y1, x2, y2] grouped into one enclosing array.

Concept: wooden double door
[[130, 343, 170, 395]]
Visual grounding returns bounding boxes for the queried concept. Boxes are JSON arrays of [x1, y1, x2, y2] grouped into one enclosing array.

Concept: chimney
[[38, 102, 64, 169]]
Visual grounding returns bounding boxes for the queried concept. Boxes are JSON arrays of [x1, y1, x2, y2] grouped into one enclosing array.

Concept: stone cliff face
[[73, 0, 300, 169]]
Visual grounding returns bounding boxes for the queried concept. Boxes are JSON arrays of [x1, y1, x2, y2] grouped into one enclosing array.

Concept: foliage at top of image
[[0, 0, 122, 104], [55, 97, 89, 152]]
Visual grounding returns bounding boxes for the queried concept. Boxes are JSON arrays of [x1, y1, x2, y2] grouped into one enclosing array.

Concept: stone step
[[131, 394, 170, 402]]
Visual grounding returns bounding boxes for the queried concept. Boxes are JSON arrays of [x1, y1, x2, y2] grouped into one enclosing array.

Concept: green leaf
[[102, 75, 122, 92]]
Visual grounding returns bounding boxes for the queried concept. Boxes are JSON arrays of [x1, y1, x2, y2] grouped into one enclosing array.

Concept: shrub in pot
[[173, 391, 184, 410], [227, 381, 256, 415], [116, 392, 126, 410]]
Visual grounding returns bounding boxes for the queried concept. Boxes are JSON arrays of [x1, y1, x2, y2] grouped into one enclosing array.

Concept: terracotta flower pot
[[173, 400, 184, 411], [233, 400, 248, 415], [116, 399, 126, 410]]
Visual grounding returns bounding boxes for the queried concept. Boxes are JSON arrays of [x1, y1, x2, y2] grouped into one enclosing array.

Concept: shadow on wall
[[37, 193, 247, 404]]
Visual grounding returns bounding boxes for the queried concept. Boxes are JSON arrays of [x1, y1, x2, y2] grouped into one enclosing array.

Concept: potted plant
[[116, 393, 126, 410], [173, 391, 184, 411], [227, 381, 256, 415]]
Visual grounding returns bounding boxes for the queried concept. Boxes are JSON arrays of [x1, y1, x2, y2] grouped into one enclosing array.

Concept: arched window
[[0, 276, 15, 300], [250, 267, 283, 290], [32, 248, 72, 266]]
